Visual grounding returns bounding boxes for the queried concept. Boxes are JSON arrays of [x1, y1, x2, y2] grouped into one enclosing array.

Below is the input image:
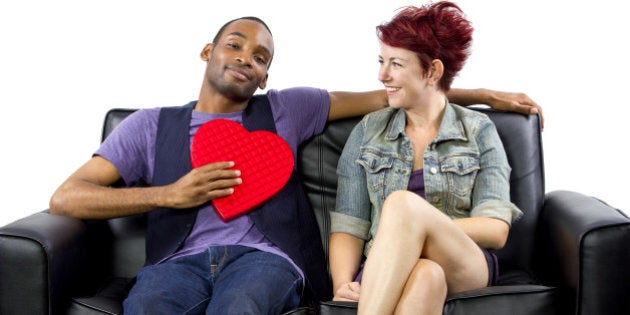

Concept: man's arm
[[448, 88, 544, 128], [49, 156, 241, 219], [328, 88, 544, 128], [327, 90, 388, 121]]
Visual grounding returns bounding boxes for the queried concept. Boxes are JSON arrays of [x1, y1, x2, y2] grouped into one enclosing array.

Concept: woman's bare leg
[[357, 191, 488, 315], [394, 259, 447, 315]]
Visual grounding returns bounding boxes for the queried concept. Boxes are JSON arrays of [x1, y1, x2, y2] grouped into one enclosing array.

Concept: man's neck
[[196, 91, 249, 114]]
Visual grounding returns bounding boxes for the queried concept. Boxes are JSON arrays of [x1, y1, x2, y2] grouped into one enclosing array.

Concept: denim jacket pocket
[[440, 155, 480, 213], [357, 149, 394, 196]]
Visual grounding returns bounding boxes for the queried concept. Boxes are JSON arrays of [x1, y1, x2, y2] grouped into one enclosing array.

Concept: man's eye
[[227, 43, 239, 49], [253, 54, 270, 65]]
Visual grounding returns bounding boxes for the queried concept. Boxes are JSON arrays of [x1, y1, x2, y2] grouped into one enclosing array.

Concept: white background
[[1, 0, 628, 226]]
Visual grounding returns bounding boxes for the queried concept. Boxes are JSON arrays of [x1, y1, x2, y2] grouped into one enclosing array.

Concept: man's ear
[[428, 59, 444, 86], [258, 73, 269, 90], [200, 43, 214, 61]]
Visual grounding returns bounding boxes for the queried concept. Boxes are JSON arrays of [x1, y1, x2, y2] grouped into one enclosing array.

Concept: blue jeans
[[123, 245, 302, 314]]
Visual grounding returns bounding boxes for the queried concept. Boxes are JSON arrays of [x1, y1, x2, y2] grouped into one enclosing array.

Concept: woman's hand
[[333, 281, 362, 302]]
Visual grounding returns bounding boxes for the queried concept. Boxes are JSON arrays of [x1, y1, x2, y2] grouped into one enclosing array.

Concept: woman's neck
[[405, 94, 446, 130]]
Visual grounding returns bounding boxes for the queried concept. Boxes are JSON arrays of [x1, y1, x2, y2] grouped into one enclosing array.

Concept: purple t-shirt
[[407, 169, 426, 199], [95, 87, 330, 274]]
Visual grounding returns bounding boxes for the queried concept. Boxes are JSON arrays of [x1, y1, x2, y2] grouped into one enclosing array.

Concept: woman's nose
[[378, 67, 390, 82]]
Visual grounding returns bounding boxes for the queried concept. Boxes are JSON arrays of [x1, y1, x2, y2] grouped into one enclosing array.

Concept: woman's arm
[[329, 120, 372, 301], [329, 232, 365, 301], [453, 217, 509, 249], [463, 119, 523, 248]]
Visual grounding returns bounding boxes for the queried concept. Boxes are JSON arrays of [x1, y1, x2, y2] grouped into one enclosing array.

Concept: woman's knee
[[396, 259, 447, 314], [382, 190, 435, 223], [408, 259, 447, 297]]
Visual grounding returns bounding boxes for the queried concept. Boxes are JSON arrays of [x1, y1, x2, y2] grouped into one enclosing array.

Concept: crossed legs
[[357, 190, 488, 315]]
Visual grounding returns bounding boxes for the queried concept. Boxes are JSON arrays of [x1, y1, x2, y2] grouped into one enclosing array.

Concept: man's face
[[203, 19, 274, 102]]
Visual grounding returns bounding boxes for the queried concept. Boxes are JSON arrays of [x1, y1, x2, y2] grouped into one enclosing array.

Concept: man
[[49, 16, 541, 314]]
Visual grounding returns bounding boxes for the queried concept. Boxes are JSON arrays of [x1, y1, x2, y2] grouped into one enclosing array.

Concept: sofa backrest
[[101, 106, 544, 281]]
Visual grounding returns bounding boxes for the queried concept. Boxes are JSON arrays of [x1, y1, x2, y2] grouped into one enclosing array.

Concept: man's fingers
[[512, 102, 545, 131], [207, 187, 236, 200], [193, 163, 241, 181], [207, 177, 242, 191]]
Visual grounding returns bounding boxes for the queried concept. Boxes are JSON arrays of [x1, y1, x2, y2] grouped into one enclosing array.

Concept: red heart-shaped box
[[190, 119, 294, 221]]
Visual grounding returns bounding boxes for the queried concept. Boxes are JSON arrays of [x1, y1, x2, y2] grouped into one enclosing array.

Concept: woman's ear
[[429, 59, 444, 86], [200, 43, 214, 61]]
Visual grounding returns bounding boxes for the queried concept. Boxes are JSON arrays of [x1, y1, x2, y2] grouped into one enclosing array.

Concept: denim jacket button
[[430, 167, 438, 174]]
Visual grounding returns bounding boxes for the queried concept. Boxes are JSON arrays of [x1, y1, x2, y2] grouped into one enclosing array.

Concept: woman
[[329, 2, 523, 314]]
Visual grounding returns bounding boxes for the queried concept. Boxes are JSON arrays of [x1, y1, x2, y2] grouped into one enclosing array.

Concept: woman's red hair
[[377, 1, 473, 91]]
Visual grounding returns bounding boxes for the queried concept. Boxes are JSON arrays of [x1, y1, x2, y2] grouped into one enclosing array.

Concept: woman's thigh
[[382, 191, 488, 293], [419, 213, 487, 292]]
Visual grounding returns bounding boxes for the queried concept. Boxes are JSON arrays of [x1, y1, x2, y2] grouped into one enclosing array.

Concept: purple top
[[407, 169, 426, 199], [95, 87, 330, 275]]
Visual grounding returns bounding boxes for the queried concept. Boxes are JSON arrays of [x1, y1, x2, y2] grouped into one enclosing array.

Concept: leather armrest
[[539, 190, 630, 314], [0, 211, 90, 314]]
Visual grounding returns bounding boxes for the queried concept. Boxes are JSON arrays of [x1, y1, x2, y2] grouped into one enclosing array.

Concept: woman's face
[[378, 42, 432, 110]]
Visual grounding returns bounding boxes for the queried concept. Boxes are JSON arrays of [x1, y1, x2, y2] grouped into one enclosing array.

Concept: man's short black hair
[[212, 16, 272, 44]]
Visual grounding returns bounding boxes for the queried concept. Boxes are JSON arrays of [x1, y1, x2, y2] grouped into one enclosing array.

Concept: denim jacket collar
[[385, 101, 469, 144]]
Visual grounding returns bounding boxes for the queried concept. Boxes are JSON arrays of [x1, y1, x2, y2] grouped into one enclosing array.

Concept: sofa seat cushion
[[68, 277, 131, 315], [319, 285, 559, 315]]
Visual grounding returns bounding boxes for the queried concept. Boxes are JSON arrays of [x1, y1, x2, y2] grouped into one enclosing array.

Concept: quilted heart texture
[[190, 119, 294, 221]]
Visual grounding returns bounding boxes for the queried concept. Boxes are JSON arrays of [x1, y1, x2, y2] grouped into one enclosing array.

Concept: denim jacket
[[331, 103, 522, 256]]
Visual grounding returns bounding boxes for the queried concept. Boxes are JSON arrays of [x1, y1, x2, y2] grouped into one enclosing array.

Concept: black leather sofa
[[1, 106, 629, 315]]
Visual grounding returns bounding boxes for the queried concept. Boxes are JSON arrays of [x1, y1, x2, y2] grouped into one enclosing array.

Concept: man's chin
[[225, 89, 256, 103], [217, 82, 256, 101]]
